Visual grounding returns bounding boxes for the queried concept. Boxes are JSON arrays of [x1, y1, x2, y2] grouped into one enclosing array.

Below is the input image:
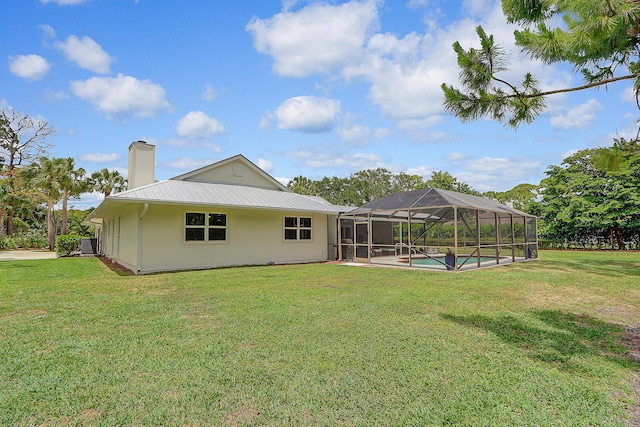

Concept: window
[[284, 216, 312, 240], [185, 212, 227, 242]]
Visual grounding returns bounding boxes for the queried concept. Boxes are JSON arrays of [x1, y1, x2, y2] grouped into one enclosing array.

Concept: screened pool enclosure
[[338, 188, 537, 271]]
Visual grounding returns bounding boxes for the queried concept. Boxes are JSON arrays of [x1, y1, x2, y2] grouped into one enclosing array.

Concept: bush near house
[[55, 234, 82, 257]]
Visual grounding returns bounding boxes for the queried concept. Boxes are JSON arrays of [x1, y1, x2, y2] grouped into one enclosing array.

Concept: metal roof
[[87, 180, 347, 219], [348, 187, 533, 217]]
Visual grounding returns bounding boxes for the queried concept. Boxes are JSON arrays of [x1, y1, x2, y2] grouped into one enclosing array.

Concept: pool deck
[[363, 254, 522, 271]]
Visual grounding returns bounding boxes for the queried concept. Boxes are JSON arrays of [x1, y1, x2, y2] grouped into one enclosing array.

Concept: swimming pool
[[407, 256, 496, 266]]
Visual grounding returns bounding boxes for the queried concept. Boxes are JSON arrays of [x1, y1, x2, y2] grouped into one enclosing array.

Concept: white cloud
[[446, 151, 465, 163], [80, 153, 121, 163], [273, 96, 341, 133], [66, 191, 104, 210], [373, 127, 392, 140], [40, 24, 56, 39], [71, 74, 171, 120], [41, 0, 88, 4], [463, 0, 494, 17], [42, 88, 69, 102], [8, 54, 51, 80], [201, 83, 217, 101], [256, 158, 273, 172], [407, 0, 430, 8], [163, 157, 216, 171], [246, 0, 379, 77], [405, 165, 433, 178], [248, 1, 572, 139], [55, 35, 113, 74], [396, 116, 444, 140], [275, 176, 291, 186], [337, 123, 370, 145], [550, 99, 603, 130], [287, 148, 384, 170], [621, 86, 636, 103], [43, 88, 69, 102], [259, 112, 274, 131], [155, 136, 223, 152], [176, 111, 226, 138], [450, 155, 541, 192]]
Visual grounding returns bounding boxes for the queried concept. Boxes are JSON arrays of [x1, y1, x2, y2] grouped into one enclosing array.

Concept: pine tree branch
[[503, 73, 638, 99]]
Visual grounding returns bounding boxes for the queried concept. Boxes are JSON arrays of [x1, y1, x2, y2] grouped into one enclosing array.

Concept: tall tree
[[0, 157, 6, 237], [287, 175, 317, 196], [539, 138, 640, 248], [426, 170, 480, 195], [287, 168, 480, 206], [441, 1, 640, 129], [484, 183, 539, 211], [392, 172, 426, 193], [89, 168, 126, 197], [0, 108, 54, 234], [0, 180, 7, 238], [348, 168, 395, 205], [57, 157, 86, 235], [23, 157, 64, 250]]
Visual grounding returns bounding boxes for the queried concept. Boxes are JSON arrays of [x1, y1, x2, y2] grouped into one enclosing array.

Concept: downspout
[[137, 203, 149, 274]]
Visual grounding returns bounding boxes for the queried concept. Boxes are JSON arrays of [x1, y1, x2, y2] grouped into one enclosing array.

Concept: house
[[84, 141, 346, 274]]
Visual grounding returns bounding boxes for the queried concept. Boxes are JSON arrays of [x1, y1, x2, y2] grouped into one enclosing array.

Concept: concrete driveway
[[0, 250, 57, 261]]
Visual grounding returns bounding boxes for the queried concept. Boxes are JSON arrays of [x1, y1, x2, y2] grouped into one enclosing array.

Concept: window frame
[[284, 215, 312, 241], [184, 211, 228, 244]]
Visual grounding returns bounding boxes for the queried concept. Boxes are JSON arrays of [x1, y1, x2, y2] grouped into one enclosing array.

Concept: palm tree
[[23, 157, 63, 250], [0, 180, 8, 238], [0, 158, 7, 237], [57, 157, 86, 235], [89, 168, 126, 197]]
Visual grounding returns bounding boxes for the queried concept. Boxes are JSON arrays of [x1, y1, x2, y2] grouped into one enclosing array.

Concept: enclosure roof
[[347, 187, 532, 217]]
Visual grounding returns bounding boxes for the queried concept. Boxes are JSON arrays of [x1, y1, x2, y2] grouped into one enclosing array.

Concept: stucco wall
[[100, 204, 139, 271], [131, 204, 329, 273]]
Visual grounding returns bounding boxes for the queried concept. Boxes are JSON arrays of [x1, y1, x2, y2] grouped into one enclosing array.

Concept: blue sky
[[2, 0, 637, 208]]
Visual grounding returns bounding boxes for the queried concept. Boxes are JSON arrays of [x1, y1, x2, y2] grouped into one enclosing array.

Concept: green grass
[[1, 250, 639, 426]]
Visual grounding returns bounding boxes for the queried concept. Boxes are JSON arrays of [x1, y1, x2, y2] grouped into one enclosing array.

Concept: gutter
[[136, 203, 149, 274]]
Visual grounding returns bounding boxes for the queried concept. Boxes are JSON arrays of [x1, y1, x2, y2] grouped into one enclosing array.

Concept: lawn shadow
[[98, 256, 135, 276], [441, 310, 637, 371]]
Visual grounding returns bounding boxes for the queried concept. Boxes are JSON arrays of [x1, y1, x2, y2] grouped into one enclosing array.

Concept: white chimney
[[128, 141, 155, 189]]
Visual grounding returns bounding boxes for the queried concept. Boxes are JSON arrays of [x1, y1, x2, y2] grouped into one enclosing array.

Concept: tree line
[[4, 104, 639, 252], [0, 108, 126, 250], [286, 138, 640, 250]]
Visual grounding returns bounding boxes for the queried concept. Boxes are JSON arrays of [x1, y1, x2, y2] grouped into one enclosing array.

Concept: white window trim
[[283, 215, 312, 242], [183, 211, 229, 244]]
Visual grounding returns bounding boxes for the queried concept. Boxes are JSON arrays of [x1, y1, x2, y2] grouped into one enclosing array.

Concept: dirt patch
[[223, 404, 261, 427], [98, 256, 134, 276], [624, 323, 640, 426]]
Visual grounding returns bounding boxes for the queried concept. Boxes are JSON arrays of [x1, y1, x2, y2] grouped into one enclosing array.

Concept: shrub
[[11, 217, 31, 234], [0, 229, 48, 250], [20, 229, 48, 249], [0, 236, 18, 250], [55, 235, 82, 257]]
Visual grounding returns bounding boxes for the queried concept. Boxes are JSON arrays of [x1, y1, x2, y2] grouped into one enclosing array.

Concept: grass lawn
[[1, 250, 639, 426]]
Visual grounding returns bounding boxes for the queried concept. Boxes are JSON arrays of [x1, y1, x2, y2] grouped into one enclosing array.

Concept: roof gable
[[170, 154, 288, 191]]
